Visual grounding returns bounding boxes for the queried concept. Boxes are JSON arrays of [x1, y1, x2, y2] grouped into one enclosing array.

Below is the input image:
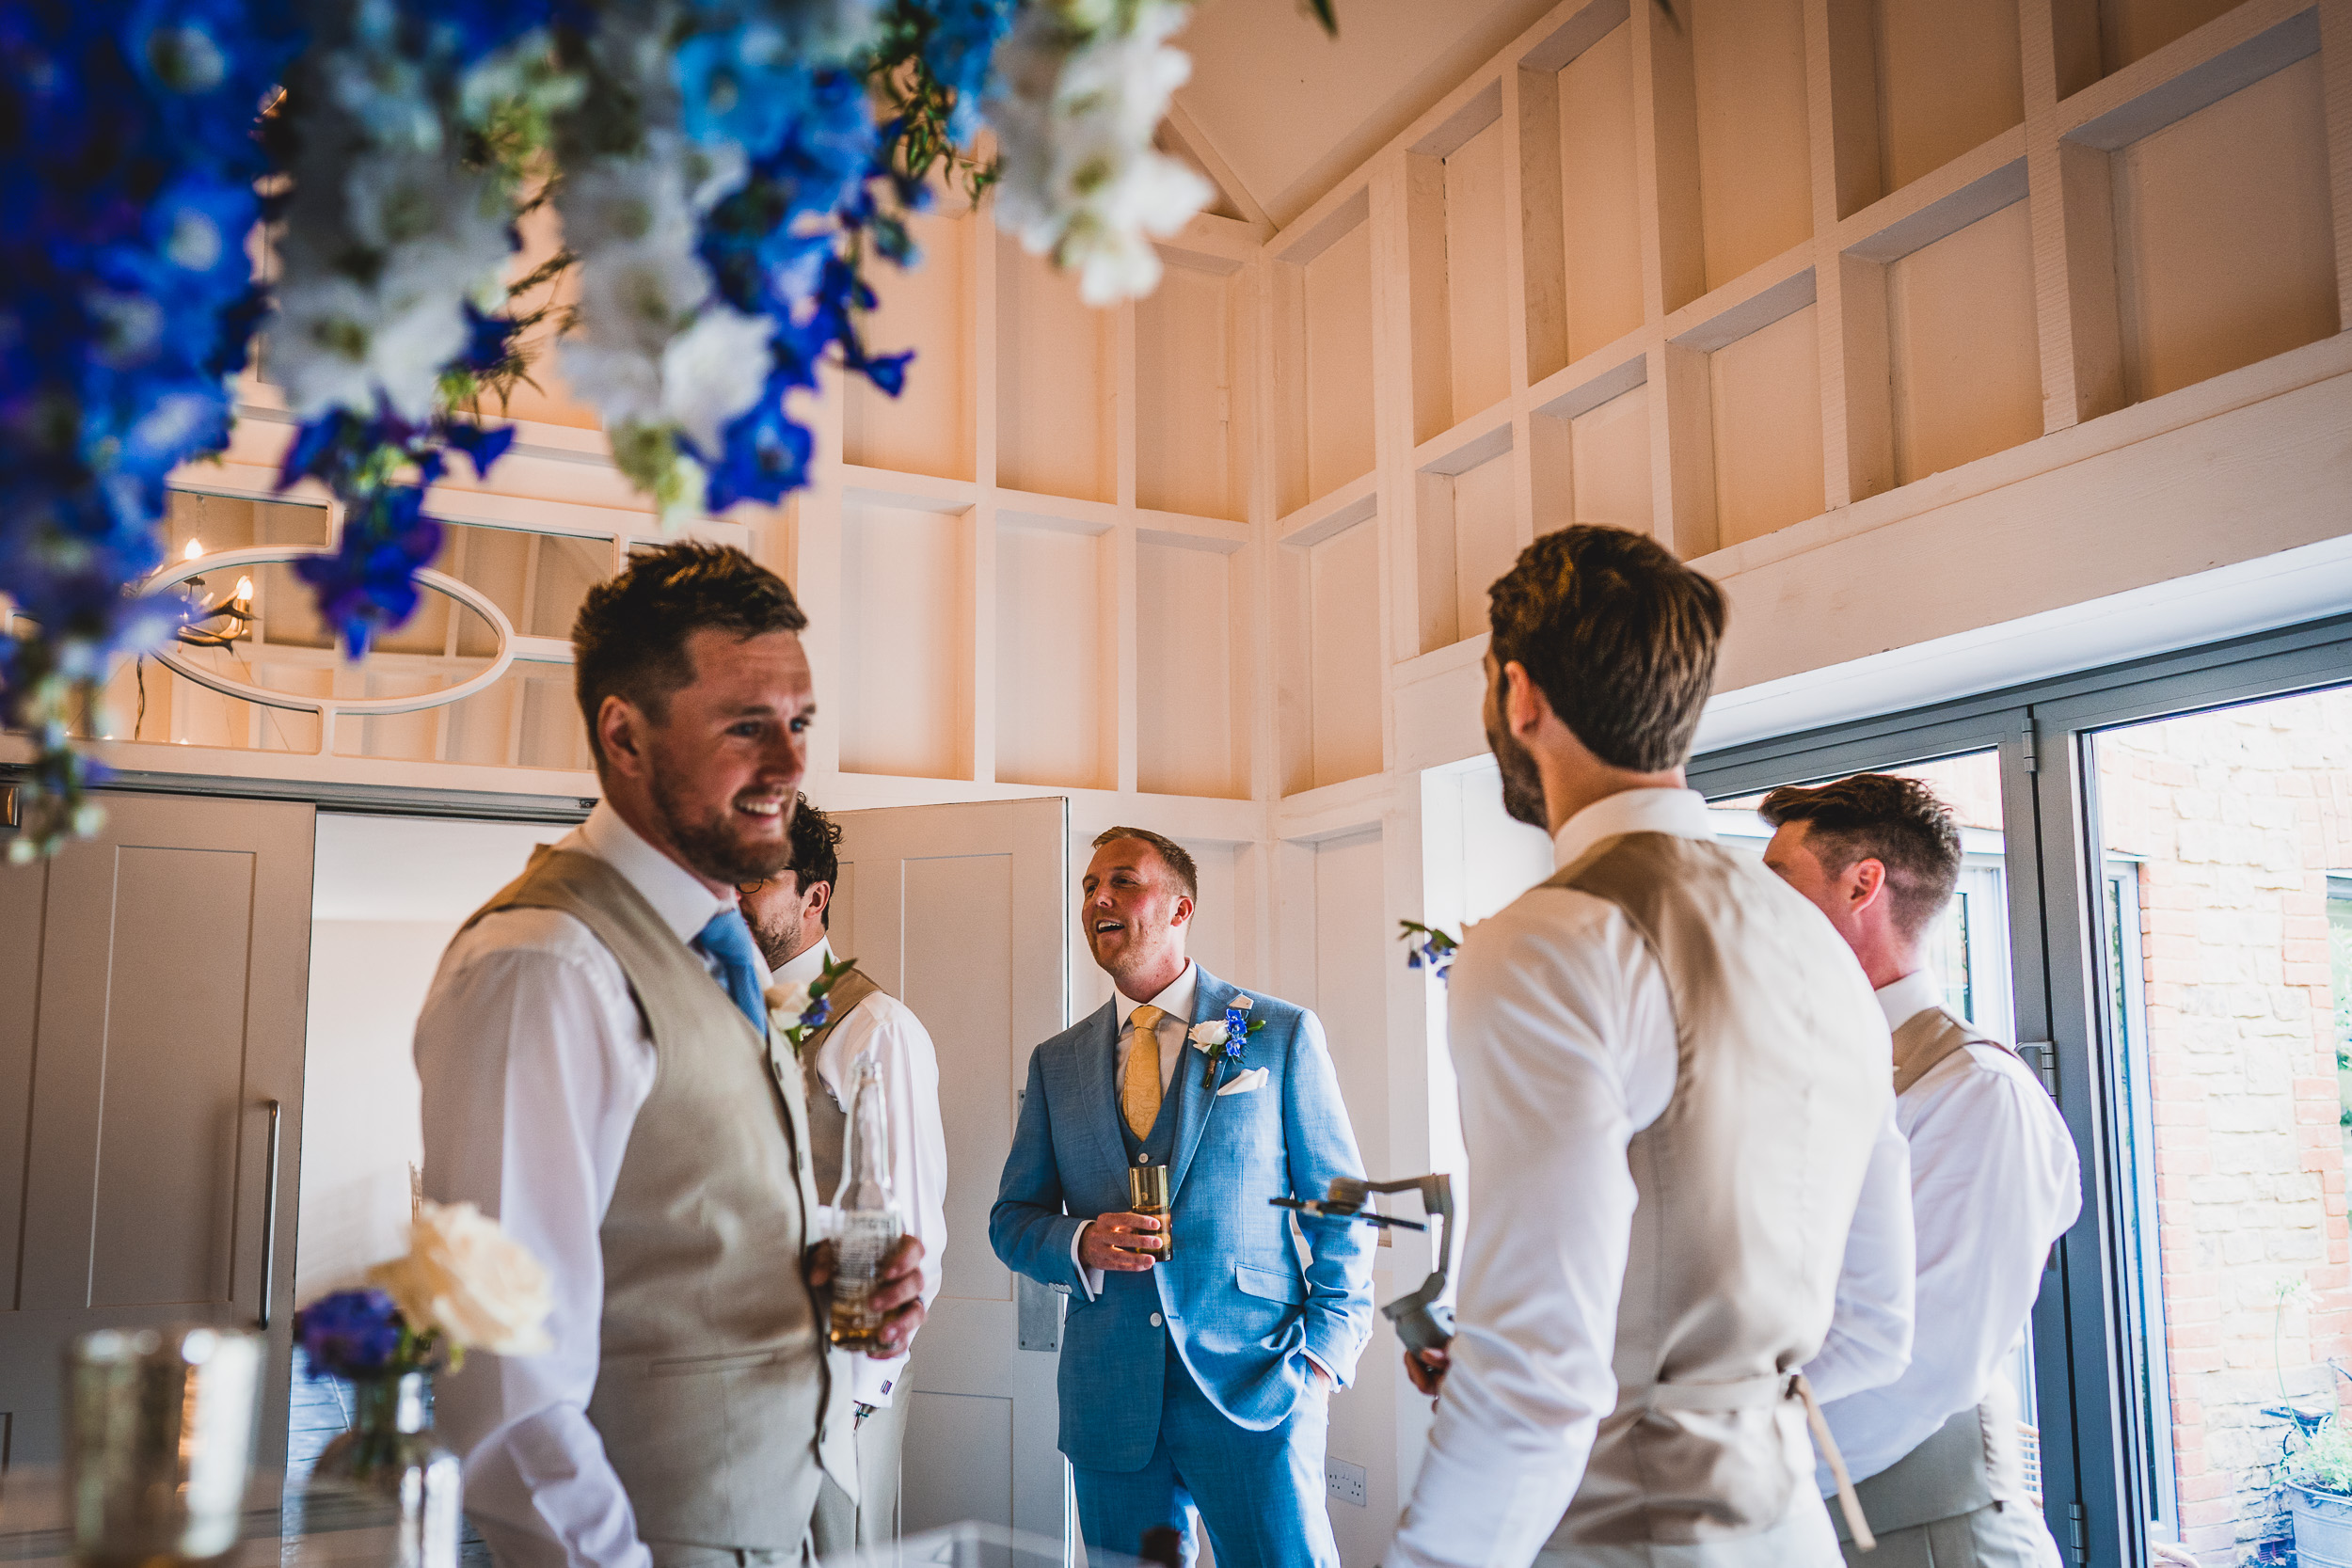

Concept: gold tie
[[1121, 1005, 1167, 1138]]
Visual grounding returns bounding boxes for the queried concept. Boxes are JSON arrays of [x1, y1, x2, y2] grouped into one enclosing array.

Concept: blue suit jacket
[[989, 965, 1375, 1470]]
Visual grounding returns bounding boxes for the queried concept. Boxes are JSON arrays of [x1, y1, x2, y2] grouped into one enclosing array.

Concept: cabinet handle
[[258, 1100, 281, 1330]]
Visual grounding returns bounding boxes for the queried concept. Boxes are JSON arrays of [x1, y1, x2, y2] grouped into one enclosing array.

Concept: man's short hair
[[1091, 827, 1198, 902], [1756, 773, 1964, 939], [785, 794, 842, 927], [572, 543, 808, 771], [1486, 526, 1727, 772]]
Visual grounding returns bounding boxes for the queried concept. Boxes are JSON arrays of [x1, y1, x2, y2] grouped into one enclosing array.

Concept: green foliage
[[866, 9, 998, 203], [2288, 1418, 2352, 1497]]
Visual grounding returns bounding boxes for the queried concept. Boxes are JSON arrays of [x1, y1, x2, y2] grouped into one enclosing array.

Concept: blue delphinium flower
[[294, 1288, 406, 1377], [916, 0, 1016, 143], [0, 0, 305, 853]]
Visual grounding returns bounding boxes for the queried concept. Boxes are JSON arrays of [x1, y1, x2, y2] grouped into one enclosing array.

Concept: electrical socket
[[1325, 1457, 1367, 1508]]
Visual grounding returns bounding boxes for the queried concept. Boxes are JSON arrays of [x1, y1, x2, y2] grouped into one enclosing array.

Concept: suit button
[[1150, 1313, 1163, 1327]]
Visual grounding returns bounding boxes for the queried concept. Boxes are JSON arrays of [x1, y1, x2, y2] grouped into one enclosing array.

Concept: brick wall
[[2096, 690, 2352, 1564]]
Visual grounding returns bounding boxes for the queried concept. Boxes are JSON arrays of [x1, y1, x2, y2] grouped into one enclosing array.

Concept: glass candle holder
[[65, 1323, 262, 1567], [1127, 1164, 1172, 1262]]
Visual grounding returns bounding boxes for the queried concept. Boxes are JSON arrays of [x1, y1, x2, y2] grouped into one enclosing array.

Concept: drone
[[1271, 1174, 1456, 1354]]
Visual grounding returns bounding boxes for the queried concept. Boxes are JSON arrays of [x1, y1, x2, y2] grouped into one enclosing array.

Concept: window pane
[[2089, 686, 2352, 1560]]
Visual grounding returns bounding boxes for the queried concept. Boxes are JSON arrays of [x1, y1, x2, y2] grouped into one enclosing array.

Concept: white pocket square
[[1216, 1067, 1270, 1097]]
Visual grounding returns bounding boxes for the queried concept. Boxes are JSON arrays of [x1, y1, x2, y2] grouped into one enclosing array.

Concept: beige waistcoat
[[1544, 832, 1893, 1552], [1836, 1006, 2033, 1542], [795, 967, 883, 1198], [465, 847, 856, 1550]]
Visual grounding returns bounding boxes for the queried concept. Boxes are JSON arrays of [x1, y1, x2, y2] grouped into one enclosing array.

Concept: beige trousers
[[1535, 1490, 1842, 1568], [1837, 1499, 2062, 1568], [810, 1390, 911, 1558]]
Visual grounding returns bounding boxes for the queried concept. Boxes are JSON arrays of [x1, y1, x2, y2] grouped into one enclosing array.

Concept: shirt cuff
[[1070, 1221, 1102, 1300], [854, 1350, 910, 1408], [1303, 1350, 1336, 1387]]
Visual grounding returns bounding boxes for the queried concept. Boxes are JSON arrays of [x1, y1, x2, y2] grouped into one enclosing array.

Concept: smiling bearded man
[[414, 544, 927, 1568], [991, 828, 1375, 1568]]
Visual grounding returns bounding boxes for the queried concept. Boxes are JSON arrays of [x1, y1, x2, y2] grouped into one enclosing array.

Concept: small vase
[[310, 1371, 463, 1568]]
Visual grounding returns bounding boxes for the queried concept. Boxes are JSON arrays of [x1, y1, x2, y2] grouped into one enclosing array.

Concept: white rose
[[368, 1199, 553, 1356], [767, 981, 815, 1021], [1187, 1020, 1229, 1048]]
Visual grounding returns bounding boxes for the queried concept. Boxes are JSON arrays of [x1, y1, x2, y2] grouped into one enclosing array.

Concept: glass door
[[2077, 685, 2352, 1565]]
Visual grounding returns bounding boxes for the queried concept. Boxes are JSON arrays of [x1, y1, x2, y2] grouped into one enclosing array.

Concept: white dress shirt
[[413, 801, 763, 1568], [1819, 970, 2082, 1486], [1385, 788, 1916, 1568], [780, 935, 950, 1408]]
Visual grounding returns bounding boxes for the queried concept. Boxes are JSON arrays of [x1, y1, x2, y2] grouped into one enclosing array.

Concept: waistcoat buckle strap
[[1643, 1372, 1877, 1552]]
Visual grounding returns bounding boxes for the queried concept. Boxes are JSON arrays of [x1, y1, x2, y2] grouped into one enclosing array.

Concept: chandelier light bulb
[[183, 540, 203, 561], [235, 577, 253, 601]]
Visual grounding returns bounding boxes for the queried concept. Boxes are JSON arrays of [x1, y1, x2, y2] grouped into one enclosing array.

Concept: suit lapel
[[1056, 999, 1128, 1190], [1168, 966, 1234, 1200]]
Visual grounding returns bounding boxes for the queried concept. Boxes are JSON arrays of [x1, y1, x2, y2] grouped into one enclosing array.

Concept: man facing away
[[1386, 524, 1917, 1568], [414, 544, 926, 1568], [1760, 774, 2082, 1568], [991, 828, 1375, 1568], [740, 794, 949, 1554]]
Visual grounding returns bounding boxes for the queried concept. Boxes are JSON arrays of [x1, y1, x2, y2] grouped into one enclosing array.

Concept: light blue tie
[[693, 908, 767, 1035]]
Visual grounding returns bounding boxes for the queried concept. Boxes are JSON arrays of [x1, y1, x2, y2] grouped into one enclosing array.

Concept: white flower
[[1188, 1019, 1230, 1049], [560, 153, 695, 255], [660, 307, 773, 453], [577, 237, 713, 356], [767, 0, 886, 69], [988, 0, 1211, 306], [368, 1199, 553, 1356], [555, 340, 664, 430], [767, 981, 815, 1021], [270, 274, 385, 419]]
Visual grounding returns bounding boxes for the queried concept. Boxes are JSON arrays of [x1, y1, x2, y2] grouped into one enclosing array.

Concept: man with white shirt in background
[[414, 544, 926, 1568], [1759, 774, 2082, 1568], [740, 795, 948, 1555], [1385, 524, 1916, 1568]]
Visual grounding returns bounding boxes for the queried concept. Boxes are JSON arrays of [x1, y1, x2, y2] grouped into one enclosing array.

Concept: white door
[[832, 798, 1070, 1544], [0, 789, 313, 1470]]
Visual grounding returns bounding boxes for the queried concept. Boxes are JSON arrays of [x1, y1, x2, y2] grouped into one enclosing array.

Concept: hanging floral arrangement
[[1, 0, 1236, 858]]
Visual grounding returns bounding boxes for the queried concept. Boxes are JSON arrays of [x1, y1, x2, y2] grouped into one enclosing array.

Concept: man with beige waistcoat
[[1383, 524, 1918, 1568], [742, 796, 949, 1554], [415, 544, 928, 1568], [1760, 775, 2081, 1568]]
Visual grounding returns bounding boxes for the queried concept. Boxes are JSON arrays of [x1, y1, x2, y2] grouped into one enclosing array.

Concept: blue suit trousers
[[1071, 1342, 1340, 1568]]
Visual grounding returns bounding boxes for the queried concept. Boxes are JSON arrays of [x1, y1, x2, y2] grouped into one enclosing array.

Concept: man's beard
[[651, 770, 794, 886], [744, 901, 801, 967], [1486, 707, 1549, 829]]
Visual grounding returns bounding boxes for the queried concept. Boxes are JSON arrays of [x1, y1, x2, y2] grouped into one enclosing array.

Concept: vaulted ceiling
[[1169, 0, 1564, 231]]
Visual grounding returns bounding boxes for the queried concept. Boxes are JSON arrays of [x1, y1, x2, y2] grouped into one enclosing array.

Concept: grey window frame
[[1690, 611, 2352, 1568]]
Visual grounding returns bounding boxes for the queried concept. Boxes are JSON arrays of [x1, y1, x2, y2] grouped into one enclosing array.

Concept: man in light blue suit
[[992, 827, 1375, 1568]]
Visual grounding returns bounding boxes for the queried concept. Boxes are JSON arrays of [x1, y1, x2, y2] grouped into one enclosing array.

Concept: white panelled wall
[[9, 0, 2344, 1559]]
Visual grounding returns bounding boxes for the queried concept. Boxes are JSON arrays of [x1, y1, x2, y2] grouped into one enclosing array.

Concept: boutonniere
[[1192, 995, 1267, 1090], [766, 954, 858, 1057], [1398, 919, 1460, 982]]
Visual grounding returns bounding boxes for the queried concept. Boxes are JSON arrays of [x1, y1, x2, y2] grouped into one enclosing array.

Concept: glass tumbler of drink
[[1127, 1163, 1172, 1262]]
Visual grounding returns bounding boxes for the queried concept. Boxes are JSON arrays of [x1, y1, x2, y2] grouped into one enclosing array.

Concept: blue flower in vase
[[294, 1288, 405, 1378]]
